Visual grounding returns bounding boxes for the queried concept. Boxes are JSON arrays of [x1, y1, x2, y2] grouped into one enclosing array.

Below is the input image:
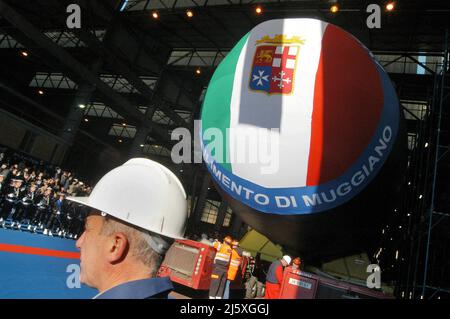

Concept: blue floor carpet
[[0, 228, 96, 299]]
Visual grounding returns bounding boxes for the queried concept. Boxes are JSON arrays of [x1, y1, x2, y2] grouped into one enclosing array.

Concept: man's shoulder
[[94, 277, 174, 299], [270, 260, 281, 267]]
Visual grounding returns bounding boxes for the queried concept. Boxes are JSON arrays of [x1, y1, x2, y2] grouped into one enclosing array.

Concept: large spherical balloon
[[200, 18, 406, 260]]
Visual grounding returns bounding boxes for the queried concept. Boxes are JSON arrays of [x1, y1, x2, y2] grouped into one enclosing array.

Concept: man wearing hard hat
[[209, 235, 233, 299], [67, 158, 187, 299], [265, 255, 291, 299]]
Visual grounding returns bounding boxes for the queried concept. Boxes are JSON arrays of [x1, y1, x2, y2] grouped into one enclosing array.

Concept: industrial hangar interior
[[0, 0, 449, 300]]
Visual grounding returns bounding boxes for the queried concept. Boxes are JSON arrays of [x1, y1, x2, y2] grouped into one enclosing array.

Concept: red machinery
[[279, 266, 393, 299], [157, 239, 248, 290]]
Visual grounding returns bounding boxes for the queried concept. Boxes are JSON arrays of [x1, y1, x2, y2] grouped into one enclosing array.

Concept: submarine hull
[[200, 18, 407, 260]]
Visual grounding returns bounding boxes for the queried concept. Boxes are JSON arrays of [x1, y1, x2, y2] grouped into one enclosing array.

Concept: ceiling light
[[330, 4, 339, 13], [84, 118, 89, 122], [38, 90, 44, 95], [255, 6, 262, 14], [118, 139, 123, 143], [78, 104, 86, 109], [152, 11, 159, 19], [386, 2, 395, 12], [186, 10, 194, 18], [20, 51, 29, 57], [195, 68, 201, 75]]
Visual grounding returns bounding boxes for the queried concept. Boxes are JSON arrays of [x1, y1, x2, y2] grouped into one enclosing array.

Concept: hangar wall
[[0, 109, 67, 165]]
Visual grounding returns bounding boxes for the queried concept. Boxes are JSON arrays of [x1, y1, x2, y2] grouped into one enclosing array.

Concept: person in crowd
[[68, 179, 79, 196], [64, 172, 72, 190], [265, 255, 291, 299], [292, 257, 301, 271], [32, 187, 53, 232], [44, 192, 67, 236], [21, 183, 39, 230], [0, 174, 6, 193], [0, 164, 10, 179], [60, 171, 69, 188], [223, 239, 243, 299], [209, 235, 233, 299], [4, 178, 26, 228]]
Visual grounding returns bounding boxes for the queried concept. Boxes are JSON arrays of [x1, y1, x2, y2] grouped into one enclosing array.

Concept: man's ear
[[107, 232, 129, 264]]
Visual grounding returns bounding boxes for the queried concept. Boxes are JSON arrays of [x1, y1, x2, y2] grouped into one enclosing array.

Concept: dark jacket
[[94, 277, 174, 299]]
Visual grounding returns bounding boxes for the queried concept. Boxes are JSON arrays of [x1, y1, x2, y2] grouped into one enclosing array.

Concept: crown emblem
[[256, 34, 305, 45]]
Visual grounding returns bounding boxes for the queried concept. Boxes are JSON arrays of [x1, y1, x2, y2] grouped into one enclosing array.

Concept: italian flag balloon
[[201, 18, 400, 216]]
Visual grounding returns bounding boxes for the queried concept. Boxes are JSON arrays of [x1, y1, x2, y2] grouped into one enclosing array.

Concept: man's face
[[75, 213, 109, 288]]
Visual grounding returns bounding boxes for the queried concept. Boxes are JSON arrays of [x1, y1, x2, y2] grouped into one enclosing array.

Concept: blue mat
[[0, 228, 96, 299]]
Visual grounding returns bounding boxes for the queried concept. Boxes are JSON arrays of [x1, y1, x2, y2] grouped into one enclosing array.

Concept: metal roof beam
[[72, 27, 187, 127], [0, 0, 172, 143]]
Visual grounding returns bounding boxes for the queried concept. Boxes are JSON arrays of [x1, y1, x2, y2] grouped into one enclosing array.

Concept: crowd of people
[[0, 148, 91, 238]]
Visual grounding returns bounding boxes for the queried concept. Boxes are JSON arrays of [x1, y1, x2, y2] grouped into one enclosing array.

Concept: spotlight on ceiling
[[186, 10, 194, 18], [330, 4, 339, 13], [152, 11, 159, 19], [386, 1, 395, 11], [255, 6, 262, 14]]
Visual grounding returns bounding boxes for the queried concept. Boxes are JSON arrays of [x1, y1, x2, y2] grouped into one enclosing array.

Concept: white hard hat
[[67, 158, 187, 239], [282, 255, 292, 264]]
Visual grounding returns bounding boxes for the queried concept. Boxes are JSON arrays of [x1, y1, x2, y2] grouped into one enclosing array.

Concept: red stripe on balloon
[[306, 24, 383, 186]]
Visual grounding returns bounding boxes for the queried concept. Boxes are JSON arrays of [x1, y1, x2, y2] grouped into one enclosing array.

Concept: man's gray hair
[[100, 216, 171, 276]]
